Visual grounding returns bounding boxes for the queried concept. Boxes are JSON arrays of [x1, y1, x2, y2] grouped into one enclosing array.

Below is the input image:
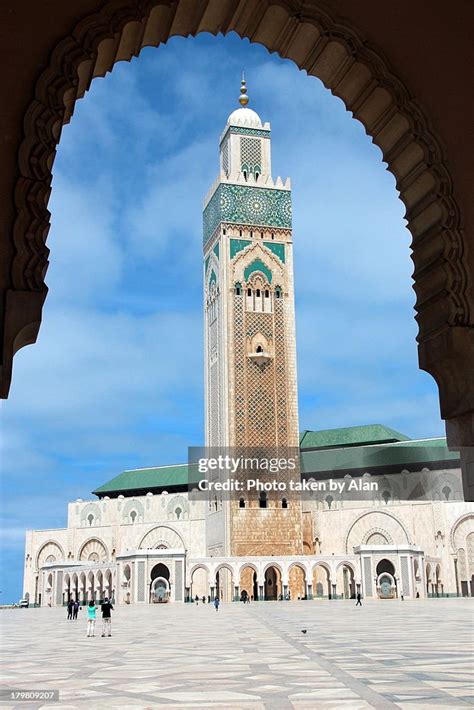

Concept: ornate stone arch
[[80, 502, 101, 528], [36, 540, 65, 570], [335, 560, 357, 575], [79, 537, 109, 562], [363, 528, 394, 545], [138, 525, 185, 550], [345, 510, 411, 553], [167, 494, 189, 521], [122, 498, 144, 524], [450, 513, 474, 553], [2, 0, 472, 478]]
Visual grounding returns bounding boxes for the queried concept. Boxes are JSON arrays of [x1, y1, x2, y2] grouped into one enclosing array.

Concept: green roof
[[299, 424, 410, 450], [92, 463, 200, 496], [300, 437, 459, 476]]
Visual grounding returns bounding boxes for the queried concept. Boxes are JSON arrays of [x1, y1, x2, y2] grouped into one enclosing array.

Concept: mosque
[[23, 80, 474, 607]]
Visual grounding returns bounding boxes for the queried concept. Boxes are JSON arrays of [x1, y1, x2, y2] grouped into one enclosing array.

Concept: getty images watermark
[[187, 447, 381, 502], [187, 446, 457, 502]]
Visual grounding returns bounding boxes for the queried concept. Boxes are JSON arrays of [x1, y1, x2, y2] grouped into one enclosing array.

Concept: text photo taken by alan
[[1, 4, 473, 710]]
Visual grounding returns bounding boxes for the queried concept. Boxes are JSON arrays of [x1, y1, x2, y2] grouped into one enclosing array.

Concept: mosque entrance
[[150, 563, 170, 603], [264, 566, 281, 600], [376, 559, 397, 599]]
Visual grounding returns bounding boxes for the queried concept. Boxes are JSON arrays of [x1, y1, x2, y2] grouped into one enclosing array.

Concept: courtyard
[[0, 599, 472, 709]]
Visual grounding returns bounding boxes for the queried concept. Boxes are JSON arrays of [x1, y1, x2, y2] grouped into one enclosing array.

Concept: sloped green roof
[[300, 437, 459, 476], [93, 421, 459, 497], [93, 463, 200, 496], [299, 424, 410, 450]]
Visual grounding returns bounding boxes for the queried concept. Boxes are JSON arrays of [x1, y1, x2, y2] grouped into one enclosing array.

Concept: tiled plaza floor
[[0, 599, 472, 709]]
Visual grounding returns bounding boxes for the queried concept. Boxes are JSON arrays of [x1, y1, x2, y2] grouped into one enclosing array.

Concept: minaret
[[203, 78, 302, 557]]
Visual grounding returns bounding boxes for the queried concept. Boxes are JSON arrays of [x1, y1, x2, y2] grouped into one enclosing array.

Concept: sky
[[0, 33, 444, 603]]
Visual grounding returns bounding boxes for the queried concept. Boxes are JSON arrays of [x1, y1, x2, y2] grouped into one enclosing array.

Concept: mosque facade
[[23, 82, 474, 607]]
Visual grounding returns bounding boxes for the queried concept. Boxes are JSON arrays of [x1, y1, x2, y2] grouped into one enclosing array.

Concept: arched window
[[442, 486, 451, 500], [243, 170, 247, 180], [382, 491, 391, 505], [325, 495, 333, 510], [255, 172, 260, 181], [259, 492, 267, 509], [271, 232, 274, 240], [223, 228, 226, 235], [265, 289, 269, 298], [275, 286, 282, 299], [256, 345, 263, 353], [282, 498, 288, 509], [247, 288, 252, 297], [250, 230, 253, 238], [130, 510, 137, 524], [175, 507, 182, 520], [239, 229, 242, 237], [235, 282, 242, 296], [87, 514, 94, 527], [256, 288, 260, 297], [239, 498, 245, 508]]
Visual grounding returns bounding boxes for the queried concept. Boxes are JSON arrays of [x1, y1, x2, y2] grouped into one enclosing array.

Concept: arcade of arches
[[0, 1, 473, 500]]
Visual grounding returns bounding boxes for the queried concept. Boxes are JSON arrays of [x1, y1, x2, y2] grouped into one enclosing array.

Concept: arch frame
[[0, 1, 472, 493], [344, 510, 411, 553]]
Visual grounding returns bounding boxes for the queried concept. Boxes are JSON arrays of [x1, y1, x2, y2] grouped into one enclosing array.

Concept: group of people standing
[[66, 598, 80, 620], [66, 597, 114, 637]]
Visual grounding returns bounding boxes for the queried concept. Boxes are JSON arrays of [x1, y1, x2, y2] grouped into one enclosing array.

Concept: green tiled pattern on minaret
[[244, 258, 273, 284], [264, 242, 285, 263], [230, 238, 251, 259], [203, 184, 292, 245]]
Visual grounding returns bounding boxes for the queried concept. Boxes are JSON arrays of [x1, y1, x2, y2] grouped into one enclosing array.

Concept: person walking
[[73, 599, 80, 620], [195, 595, 199, 605], [356, 592, 362, 606], [86, 601, 97, 637], [213, 596, 220, 612], [101, 597, 114, 637], [67, 598, 74, 620]]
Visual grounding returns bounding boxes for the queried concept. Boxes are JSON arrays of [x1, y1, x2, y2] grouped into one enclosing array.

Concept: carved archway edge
[[5, 0, 473, 428]]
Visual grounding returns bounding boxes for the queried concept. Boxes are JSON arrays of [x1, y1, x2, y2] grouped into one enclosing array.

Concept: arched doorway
[[215, 566, 233, 602], [264, 566, 282, 600], [337, 564, 356, 599], [123, 564, 131, 604], [288, 564, 306, 600], [376, 559, 396, 599], [190, 566, 209, 601], [239, 565, 258, 602], [312, 564, 331, 599], [150, 563, 170, 603]]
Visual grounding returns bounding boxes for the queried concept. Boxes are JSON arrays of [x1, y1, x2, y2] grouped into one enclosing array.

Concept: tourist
[[73, 599, 80, 619], [86, 601, 97, 637], [400, 591, 404, 601], [213, 596, 220, 612], [67, 598, 74, 620], [101, 597, 114, 637], [356, 592, 362, 606], [202, 595, 206, 604], [195, 595, 199, 605]]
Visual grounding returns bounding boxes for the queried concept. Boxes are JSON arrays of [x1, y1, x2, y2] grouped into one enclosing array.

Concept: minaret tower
[[203, 78, 302, 557]]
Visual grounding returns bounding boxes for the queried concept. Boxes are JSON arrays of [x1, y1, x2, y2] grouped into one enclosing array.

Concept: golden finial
[[239, 72, 249, 106]]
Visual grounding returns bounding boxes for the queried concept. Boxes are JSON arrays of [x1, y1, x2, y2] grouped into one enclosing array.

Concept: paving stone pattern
[[0, 599, 472, 709]]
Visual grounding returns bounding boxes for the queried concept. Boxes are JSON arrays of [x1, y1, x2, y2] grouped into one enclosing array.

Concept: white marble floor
[[0, 599, 472, 709]]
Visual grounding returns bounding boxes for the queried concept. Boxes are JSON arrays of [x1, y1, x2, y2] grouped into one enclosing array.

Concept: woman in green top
[[86, 601, 97, 637]]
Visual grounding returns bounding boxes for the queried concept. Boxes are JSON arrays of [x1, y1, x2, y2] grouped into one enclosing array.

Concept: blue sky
[[0, 34, 443, 602]]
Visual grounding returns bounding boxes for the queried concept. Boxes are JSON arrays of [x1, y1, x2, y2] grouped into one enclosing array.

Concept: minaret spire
[[239, 72, 249, 106]]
